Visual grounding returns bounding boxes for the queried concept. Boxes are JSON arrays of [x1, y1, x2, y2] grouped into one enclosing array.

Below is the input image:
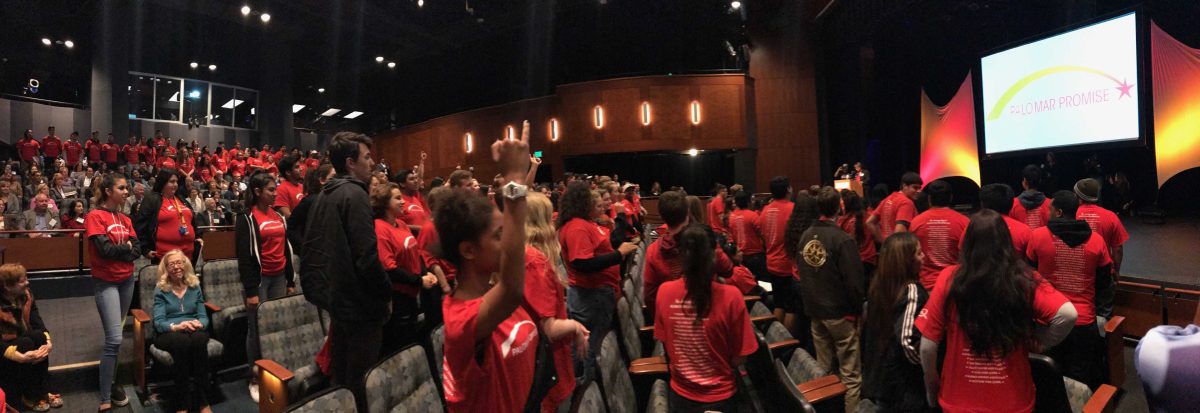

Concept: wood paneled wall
[[373, 74, 754, 184]]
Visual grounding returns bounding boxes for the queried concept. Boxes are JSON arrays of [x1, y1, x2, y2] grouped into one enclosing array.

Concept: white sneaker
[[249, 382, 260, 403]]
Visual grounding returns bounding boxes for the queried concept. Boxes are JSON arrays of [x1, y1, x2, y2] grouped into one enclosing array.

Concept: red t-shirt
[[442, 296, 538, 413], [154, 138, 167, 151], [155, 197, 196, 258], [871, 192, 917, 239], [198, 167, 213, 183], [274, 180, 304, 212], [123, 144, 141, 164], [654, 280, 758, 403], [559, 217, 621, 294], [142, 146, 156, 165], [102, 143, 119, 163], [247, 157, 263, 171], [619, 199, 637, 230], [417, 220, 456, 283], [642, 232, 735, 311], [64, 141, 83, 165], [86, 140, 102, 161], [85, 209, 137, 282], [158, 157, 176, 170], [1026, 227, 1112, 325], [728, 209, 764, 255], [910, 208, 969, 290], [726, 265, 757, 295], [305, 158, 319, 172], [707, 195, 728, 234], [1009, 198, 1051, 230], [522, 247, 575, 412], [229, 159, 246, 176], [400, 191, 429, 227], [41, 136, 62, 157], [17, 138, 40, 161], [375, 218, 422, 297], [916, 265, 1070, 413], [213, 156, 228, 174], [1076, 204, 1128, 249], [756, 199, 795, 277], [836, 214, 877, 265], [252, 207, 287, 275], [1003, 215, 1032, 254]]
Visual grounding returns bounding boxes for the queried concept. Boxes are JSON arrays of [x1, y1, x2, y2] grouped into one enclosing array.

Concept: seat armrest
[[639, 325, 655, 333], [1082, 384, 1119, 413], [803, 381, 848, 404], [205, 301, 223, 313], [628, 363, 669, 377], [131, 308, 150, 394], [130, 308, 151, 324], [796, 375, 841, 393], [750, 314, 777, 324], [631, 356, 666, 367], [744, 295, 762, 304], [1104, 316, 1124, 334], [256, 359, 295, 382], [256, 359, 294, 413], [1105, 316, 1126, 386], [768, 339, 800, 355]]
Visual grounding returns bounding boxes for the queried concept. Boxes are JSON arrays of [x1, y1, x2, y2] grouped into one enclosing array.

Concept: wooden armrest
[[1104, 316, 1125, 334], [768, 339, 800, 354], [1105, 316, 1127, 387], [628, 363, 669, 376], [744, 295, 762, 303], [1082, 384, 1119, 413], [751, 314, 777, 324], [1117, 281, 1161, 290], [631, 356, 666, 367], [205, 302, 222, 313], [639, 325, 655, 333], [795, 375, 841, 393], [130, 308, 151, 324], [803, 381, 847, 404], [255, 359, 295, 382]]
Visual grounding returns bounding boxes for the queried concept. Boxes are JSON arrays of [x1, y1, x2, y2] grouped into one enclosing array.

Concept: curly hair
[[370, 182, 400, 219], [782, 192, 818, 259], [555, 181, 595, 228]]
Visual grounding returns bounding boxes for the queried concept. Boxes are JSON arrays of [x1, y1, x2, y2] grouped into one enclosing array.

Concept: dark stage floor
[[1118, 215, 1200, 288]]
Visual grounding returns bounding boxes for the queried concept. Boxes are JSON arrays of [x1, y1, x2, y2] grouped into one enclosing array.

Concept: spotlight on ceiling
[[292, 104, 306, 113], [208, 64, 217, 71], [387, 62, 396, 69], [63, 40, 74, 48], [320, 108, 341, 117], [189, 62, 199, 69], [41, 38, 52, 46], [241, 5, 251, 15], [344, 111, 363, 119], [317, 88, 325, 93], [730, 1, 742, 10], [260, 13, 271, 23], [375, 56, 384, 63]]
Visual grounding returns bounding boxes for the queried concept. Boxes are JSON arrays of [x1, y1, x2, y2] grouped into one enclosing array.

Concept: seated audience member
[[371, 182, 438, 355], [797, 187, 866, 412], [867, 172, 922, 239], [124, 183, 147, 216], [557, 180, 638, 383], [861, 233, 927, 412], [151, 250, 215, 413], [654, 223, 758, 412], [1026, 191, 1114, 389], [21, 194, 60, 238], [1073, 178, 1128, 277], [909, 180, 968, 291], [194, 198, 229, 227], [1135, 324, 1200, 412], [643, 191, 733, 318], [727, 190, 766, 280], [62, 199, 87, 234], [0, 263, 64, 412], [718, 241, 761, 297], [917, 209, 1077, 413], [1009, 165, 1051, 230], [438, 125, 545, 413], [978, 183, 1031, 253]]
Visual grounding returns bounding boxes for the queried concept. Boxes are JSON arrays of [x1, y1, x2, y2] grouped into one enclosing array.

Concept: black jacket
[[795, 219, 866, 319], [300, 176, 391, 324], [862, 283, 930, 411], [132, 192, 203, 260], [286, 195, 315, 254], [235, 208, 296, 298]]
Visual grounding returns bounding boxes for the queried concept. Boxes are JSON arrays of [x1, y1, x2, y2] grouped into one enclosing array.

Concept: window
[[209, 85, 234, 127], [183, 80, 208, 126], [128, 75, 154, 120], [154, 77, 181, 121], [127, 72, 258, 130], [234, 90, 257, 129]]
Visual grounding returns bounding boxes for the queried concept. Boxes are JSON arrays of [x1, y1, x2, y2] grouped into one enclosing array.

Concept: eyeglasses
[[166, 261, 187, 268]]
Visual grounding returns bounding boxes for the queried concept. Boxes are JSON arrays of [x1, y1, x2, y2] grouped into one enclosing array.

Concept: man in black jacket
[[797, 187, 864, 412], [300, 132, 389, 400]]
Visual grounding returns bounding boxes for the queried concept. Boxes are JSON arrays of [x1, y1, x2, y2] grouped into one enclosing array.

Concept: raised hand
[[492, 120, 531, 183]]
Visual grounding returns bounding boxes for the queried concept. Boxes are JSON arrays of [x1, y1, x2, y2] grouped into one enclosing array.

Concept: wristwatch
[[501, 182, 528, 200]]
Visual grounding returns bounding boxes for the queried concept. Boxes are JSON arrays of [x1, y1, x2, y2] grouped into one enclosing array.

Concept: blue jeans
[[567, 285, 615, 386], [94, 276, 136, 404], [247, 274, 289, 363]]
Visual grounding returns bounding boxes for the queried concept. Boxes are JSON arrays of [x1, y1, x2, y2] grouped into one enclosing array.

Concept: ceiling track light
[[260, 13, 271, 23]]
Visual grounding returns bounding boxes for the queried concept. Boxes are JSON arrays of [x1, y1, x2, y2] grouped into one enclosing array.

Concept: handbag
[[520, 300, 559, 413]]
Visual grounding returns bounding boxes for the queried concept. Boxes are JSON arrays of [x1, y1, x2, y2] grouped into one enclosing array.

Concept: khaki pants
[[811, 318, 862, 412]]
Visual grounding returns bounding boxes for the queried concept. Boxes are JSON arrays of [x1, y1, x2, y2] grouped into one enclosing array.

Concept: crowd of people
[[0, 120, 1156, 413]]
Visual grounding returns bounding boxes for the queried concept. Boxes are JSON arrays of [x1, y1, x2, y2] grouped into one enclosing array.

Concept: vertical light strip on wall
[[690, 101, 702, 125], [464, 132, 473, 153], [505, 125, 516, 141], [593, 105, 605, 129], [641, 102, 652, 126], [549, 118, 560, 142]]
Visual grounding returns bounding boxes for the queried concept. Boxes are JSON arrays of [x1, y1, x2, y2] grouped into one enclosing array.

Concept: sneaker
[[249, 382, 260, 403], [110, 386, 130, 407]]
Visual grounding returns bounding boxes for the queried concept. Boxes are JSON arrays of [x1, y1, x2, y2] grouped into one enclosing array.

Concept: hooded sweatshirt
[[1011, 190, 1051, 229], [642, 224, 734, 316], [1028, 217, 1115, 325]]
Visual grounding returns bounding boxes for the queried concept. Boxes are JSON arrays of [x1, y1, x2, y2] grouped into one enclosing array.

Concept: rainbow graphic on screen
[[986, 65, 1134, 121]]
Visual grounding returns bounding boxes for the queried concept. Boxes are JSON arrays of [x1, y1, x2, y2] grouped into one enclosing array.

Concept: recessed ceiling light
[[260, 13, 271, 23], [730, 1, 742, 10], [387, 62, 396, 69], [221, 99, 245, 109], [241, 5, 251, 15], [344, 111, 363, 119], [168, 92, 181, 102], [320, 108, 341, 117], [317, 88, 325, 93], [292, 104, 306, 113], [41, 38, 51, 46], [375, 56, 384, 63], [190, 62, 199, 69], [208, 64, 217, 71], [63, 40, 74, 48]]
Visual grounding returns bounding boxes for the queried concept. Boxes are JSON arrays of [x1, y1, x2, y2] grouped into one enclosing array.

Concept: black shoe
[[110, 386, 130, 407]]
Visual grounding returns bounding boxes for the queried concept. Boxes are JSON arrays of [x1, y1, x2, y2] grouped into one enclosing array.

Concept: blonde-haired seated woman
[[151, 249, 214, 413]]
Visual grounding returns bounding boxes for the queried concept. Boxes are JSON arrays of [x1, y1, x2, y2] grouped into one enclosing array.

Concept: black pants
[[0, 331, 49, 402], [381, 292, 421, 357], [1047, 323, 1105, 389], [330, 319, 383, 410], [156, 330, 212, 411], [668, 386, 737, 413], [419, 286, 444, 334]]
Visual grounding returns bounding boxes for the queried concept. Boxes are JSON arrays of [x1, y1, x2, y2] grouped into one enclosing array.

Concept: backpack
[[298, 191, 331, 310]]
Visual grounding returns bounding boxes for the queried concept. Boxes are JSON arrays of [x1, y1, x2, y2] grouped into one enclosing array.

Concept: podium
[[834, 179, 864, 197]]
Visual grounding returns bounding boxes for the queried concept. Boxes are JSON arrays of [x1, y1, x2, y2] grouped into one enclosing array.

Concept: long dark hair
[[782, 193, 818, 259], [866, 232, 920, 349], [842, 190, 866, 242], [555, 181, 595, 228], [679, 223, 716, 323], [303, 163, 334, 196], [949, 209, 1036, 358], [242, 171, 276, 212], [92, 173, 124, 207]]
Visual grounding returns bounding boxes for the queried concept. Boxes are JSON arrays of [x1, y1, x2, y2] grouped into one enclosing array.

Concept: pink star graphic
[[1116, 78, 1134, 99]]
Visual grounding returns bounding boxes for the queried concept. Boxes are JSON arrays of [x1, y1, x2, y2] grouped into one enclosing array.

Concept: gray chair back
[[615, 297, 643, 363], [569, 381, 604, 413], [199, 260, 243, 319], [257, 294, 325, 372], [286, 386, 357, 412], [364, 344, 444, 413], [597, 332, 636, 413]]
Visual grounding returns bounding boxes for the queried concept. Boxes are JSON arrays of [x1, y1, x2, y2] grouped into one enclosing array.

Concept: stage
[[1118, 215, 1200, 289]]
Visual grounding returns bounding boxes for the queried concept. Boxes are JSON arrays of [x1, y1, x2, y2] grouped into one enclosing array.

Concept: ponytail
[[679, 223, 716, 323]]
